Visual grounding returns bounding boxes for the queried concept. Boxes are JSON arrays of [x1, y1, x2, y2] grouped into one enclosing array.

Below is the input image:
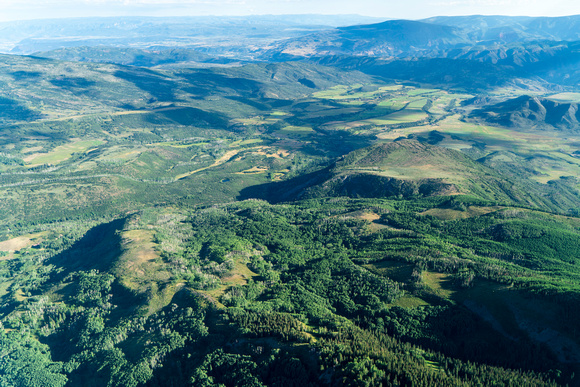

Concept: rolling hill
[[241, 140, 547, 205], [0, 53, 374, 123], [33, 46, 233, 67]]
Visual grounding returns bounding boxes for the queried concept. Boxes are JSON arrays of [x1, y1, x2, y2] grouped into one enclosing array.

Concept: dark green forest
[[1, 197, 579, 386]]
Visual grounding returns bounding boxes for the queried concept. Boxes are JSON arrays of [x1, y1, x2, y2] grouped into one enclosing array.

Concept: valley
[[0, 13, 580, 387]]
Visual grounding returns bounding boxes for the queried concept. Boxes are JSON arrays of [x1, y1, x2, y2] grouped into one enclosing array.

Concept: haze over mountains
[[0, 15, 381, 55], [5, 14, 578, 93], [422, 15, 580, 42]]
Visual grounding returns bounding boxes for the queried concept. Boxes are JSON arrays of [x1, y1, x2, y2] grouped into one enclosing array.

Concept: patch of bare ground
[[420, 206, 503, 220], [0, 233, 45, 259]]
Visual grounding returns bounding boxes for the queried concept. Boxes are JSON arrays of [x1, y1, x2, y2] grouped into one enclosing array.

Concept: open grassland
[[371, 110, 428, 125], [377, 99, 408, 110], [348, 163, 462, 181], [421, 271, 455, 299], [0, 232, 46, 260], [175, 149, 246, 180], [378, 115, 521, 145], [308, 85, 469, 133], [236, 166, 268, 175], [312, 84, 404, 100], [228, 138, 263, 147], [0, 233, 44, 252], [376, 114, 580, 185], [389, 295, 430, 308], [202, 258, 259, 305], [117, 229, 175, 316], [421, 206, 503, 220], [154, 140, 209, 148], [24, 139, 104, 166]]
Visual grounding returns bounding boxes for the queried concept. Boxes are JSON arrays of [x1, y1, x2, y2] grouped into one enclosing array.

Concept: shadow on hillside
[[238, 165, 332, 203], [115, 68, 178, 102], [158, 106, 229, 128], [0, 96, 44, 122], [48, 218, 126, 276], [47, 217, 149, 315], [10, 70, 43, 81], [50, 76, 96, 92], [181, 71, 264, 97]]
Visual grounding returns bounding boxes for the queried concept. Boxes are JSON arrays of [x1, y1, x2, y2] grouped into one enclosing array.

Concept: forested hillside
[[0, 13, 580, 387]]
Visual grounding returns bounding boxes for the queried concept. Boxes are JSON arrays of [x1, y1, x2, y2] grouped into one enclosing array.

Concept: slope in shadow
[[47, 217, 147, 317], [114, 69, 177, 102], [0, 96, 44, 122], [48, 218, 126, 276]]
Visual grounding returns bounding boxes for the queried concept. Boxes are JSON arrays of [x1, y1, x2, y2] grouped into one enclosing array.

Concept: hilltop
[[241, 140, 547, 206]]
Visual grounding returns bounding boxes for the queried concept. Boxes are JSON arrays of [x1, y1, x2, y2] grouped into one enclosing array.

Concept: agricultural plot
[[376, 113, 580, 186], [312, 84, 403, 100], [305, 85, 470, 133], [24, 139, 104, 166]]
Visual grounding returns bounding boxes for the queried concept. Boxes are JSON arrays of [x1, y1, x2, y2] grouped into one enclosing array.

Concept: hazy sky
[[0, 0, 579, 22]]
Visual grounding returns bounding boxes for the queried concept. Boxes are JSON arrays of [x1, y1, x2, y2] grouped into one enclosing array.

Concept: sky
[[0, 0, 579, 22]]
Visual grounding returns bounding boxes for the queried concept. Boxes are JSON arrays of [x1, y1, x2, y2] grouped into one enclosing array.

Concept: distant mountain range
[[267, 19, 470, 58], [268, 15, 580, 60], [6, 14, 579, 92], [254, 15, 580, 90], [0, 15, 382, 55], [422, 15, 580, 42]]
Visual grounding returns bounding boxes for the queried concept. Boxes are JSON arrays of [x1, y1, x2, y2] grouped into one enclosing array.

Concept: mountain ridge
[[469, 95, 580, 130], [268, 19, 469, 58]]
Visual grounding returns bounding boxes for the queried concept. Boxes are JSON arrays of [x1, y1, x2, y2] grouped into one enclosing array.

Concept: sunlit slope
[[0, 54, 380, 229], [243, 140, 548, 207], [0, 54, 375, 123], [310, 140, 541, 203]]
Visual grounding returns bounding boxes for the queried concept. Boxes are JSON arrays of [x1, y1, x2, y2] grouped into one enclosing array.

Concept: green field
[[25, 139, 104, 166]]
